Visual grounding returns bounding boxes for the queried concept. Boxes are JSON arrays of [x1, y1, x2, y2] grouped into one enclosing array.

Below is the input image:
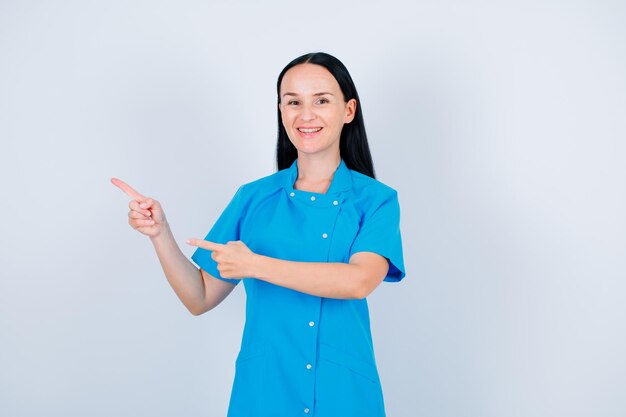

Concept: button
[[333, 200, 338, 205], [304, 408, 310, 414], [306, 364, 312, 370], [290, 192, 295, 197], [310, 196, 316, 201], [309, 321, 315, 327], [322, 233, 328, 239]]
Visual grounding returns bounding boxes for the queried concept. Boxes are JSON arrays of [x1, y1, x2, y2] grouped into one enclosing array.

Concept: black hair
[[275, 52, 376, 179]]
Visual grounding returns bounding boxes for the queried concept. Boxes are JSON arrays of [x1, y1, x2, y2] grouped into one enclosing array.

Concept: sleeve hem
[[349, 249, 406, 283], [191, 252, 241, 285]]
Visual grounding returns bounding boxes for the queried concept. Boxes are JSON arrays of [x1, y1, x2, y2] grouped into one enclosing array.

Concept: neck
[[296, 153, 341, 185]]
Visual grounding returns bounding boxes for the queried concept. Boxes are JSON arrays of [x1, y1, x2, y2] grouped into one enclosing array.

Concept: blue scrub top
[[191, 157, 406, 417]]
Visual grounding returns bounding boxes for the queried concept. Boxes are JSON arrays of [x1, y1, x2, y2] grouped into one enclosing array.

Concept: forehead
[[280, 63, 341, 94]]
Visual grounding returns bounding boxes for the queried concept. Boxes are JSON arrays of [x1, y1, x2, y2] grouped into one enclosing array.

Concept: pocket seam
[[319, 343, 379, 383]]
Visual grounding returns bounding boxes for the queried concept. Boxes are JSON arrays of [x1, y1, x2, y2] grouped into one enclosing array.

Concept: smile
[[298, 127, 323, 133]]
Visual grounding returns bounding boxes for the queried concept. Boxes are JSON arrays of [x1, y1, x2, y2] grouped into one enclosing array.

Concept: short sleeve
[[349, 189, 406, 282], [190, 185, 246, 285]]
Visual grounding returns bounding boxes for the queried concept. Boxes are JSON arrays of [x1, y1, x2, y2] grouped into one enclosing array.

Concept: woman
[[112, 52, 406, 417]]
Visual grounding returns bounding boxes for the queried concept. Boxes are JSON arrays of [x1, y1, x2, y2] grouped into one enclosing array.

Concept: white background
[[1, 1, 625, 416]]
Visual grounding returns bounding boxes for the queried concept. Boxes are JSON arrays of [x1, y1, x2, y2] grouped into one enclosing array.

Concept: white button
[[306, 364, 312, 370], [309, 321, 315, 327], [333, 200, 338, 205], [290, 192, 295, 197], [322, 233, 328, 239], [310, 196, 316, 201], [304, 408, 310, 414]]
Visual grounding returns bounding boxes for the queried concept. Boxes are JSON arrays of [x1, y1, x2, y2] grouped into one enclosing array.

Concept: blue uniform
[[191, 157, 406, 417]]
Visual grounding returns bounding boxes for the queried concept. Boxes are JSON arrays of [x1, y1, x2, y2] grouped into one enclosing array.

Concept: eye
[[317, 98, 329, 104], [287, 100, 300, 105]]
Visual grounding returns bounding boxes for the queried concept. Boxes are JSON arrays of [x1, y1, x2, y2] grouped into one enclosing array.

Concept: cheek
[[280, 110, 294, 126], [325, 112, 345, 129], [281, 114, 297, 137]]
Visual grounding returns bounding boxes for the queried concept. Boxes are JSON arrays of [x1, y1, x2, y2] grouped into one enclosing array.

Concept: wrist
[[149, 222, 172, 245], [250, 253, 267, 280]]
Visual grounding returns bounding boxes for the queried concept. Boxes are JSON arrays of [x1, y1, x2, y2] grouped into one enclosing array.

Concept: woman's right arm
[[111, 178, 236, 315], [150, 223, 236, 315]]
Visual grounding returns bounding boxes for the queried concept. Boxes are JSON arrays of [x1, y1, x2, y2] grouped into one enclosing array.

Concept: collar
[[283, 157, 352, 194]]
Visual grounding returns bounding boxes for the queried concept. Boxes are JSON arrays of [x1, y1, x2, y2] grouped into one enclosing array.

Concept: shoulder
[[346, 170, 403, 236], [237, 166, 289, 199], [348, 169, 399, 210]]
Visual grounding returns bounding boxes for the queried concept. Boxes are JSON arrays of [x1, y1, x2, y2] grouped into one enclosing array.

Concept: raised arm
[[111, 178, 235, 315]]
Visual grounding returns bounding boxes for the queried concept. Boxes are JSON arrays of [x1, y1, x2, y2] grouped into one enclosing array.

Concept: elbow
[[351, 286, 370, 300], [353, 280, 378, 299], [350, 276, 374, 300], [349, 267, 384, 300], [188, 304, 205, 316], [187, 300, 214, 316]]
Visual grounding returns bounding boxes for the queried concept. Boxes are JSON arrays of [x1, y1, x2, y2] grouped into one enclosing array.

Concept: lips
[[296, 126, 324, 139]]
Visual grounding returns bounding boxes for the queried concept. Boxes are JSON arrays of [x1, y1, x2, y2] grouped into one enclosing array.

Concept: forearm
[[251, 254, 367, 299], [150, 223, 206, 313]]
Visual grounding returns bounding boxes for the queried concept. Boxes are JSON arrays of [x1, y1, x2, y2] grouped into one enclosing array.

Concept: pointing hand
[[186, 239, 258, 279], [111, 177, 167, 238]]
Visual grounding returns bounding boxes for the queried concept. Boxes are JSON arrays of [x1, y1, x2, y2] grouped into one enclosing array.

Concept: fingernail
[[140, 203, 147, 208]]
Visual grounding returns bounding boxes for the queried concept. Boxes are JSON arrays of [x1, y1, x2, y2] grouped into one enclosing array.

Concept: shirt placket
[[287, 189, 343, 416]]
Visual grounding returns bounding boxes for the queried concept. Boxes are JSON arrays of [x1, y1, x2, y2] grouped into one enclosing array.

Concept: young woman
[[112, 52, 406, 417]]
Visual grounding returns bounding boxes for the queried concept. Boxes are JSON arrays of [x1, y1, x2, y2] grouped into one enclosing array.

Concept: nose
[[299, 102, 316, 122]]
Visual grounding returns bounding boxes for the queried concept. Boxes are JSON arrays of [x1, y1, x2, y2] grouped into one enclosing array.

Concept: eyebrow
[[282, 92, 335, 98]]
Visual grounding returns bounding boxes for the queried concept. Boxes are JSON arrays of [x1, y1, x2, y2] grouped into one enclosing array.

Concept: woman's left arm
[[186, 239, 389, 299]]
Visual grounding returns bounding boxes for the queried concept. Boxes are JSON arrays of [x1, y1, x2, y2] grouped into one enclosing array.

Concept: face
[[279, 63, 356, 156]]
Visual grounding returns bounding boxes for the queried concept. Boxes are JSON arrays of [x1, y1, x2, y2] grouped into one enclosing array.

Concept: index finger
[[111, 177, 145, 200], [186, 239, 224, 251]]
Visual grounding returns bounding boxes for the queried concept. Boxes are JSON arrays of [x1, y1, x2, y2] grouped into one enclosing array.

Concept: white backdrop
[[1, 1, 625, 416]]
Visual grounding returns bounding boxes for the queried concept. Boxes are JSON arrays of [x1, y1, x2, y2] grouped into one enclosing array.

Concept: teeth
[[298, 127, 322, 133]]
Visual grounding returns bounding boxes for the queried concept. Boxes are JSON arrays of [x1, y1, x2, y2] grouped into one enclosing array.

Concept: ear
[[344, 98, 357, 124]]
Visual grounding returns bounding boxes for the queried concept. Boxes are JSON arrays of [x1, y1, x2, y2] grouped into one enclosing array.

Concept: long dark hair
[[275, 52, 376, 179]]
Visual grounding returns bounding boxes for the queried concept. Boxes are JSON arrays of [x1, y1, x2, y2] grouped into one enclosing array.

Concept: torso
[[195, 157, 404, 417]]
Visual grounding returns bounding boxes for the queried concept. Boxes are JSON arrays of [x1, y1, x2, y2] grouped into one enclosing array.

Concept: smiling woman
[[113, 51, 406, 417], [279, 64, 357, 158]]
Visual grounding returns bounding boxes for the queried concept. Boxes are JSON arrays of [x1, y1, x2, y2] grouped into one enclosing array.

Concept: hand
[[111, 177, 167, 238], [186, 239, 258, 279]]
